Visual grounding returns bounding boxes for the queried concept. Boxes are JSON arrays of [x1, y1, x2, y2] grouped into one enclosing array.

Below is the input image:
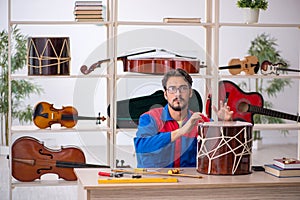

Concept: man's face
[[164, 76, 192, 111]]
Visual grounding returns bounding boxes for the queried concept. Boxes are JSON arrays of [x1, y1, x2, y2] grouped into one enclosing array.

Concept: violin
[[261, 60, 300, 75], [12, 136, 110, 182], [33, 101, 106, 129], [80, 48, 202, 75], [219, 56, 259, 75]]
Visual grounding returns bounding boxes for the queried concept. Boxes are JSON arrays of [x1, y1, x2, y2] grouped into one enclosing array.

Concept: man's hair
[[162, 68, 193, 90]]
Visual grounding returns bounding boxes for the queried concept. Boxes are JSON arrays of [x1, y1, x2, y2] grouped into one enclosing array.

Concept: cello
[[11, 136, 110, 182], [80, 48, 203, 75]]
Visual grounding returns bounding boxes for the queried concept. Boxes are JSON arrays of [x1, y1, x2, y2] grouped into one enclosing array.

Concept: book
[[264, 164, 300, 178], [74, 10, 102, 15], [75, 14, 103, 19], [74, 6, 103, 11], [163, 17, 201, 23], [273, 158, 300, 169], [75, 1, 102, 6], [75, 18, 104, 22]]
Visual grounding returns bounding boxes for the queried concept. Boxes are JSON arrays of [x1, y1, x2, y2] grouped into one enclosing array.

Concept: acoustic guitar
[[206, 80, 299, 124]]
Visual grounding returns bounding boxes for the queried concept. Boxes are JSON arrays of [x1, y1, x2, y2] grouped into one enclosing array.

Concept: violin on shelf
[[219, 55, 259, 75], [261, 60, 300, 75], [80, 48, 203, 75], [11, 136, 110, 182], [33, 101, 106, 129]]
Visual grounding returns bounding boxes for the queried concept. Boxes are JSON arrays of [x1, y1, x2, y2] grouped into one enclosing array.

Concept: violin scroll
[[80, 58, 110, 75], [80, 64, 90, 75]]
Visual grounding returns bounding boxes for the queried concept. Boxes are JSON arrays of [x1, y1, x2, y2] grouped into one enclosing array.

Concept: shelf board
[[253, 123, 300, 131], [10, 21, 299, 28], [219, 74, 300, 79], [12, 74, 297, 80], [11, 125, 111, 133], [9, 20, 111, 26], [115, 21, 300, 28], [219, 23, 300, 28], [116, 73, 212, 79], [12, 179, 77, 188], [10, 74, 110, 79], [114, 123, 300, 132], [116, 21, 212, 27]]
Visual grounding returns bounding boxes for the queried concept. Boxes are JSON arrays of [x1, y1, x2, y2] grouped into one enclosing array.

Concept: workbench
[[74, 168, 300, 200]]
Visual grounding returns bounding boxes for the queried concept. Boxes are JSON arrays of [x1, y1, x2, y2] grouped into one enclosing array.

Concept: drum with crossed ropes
[[27, 37, 71, 75], [197, 121, 253, 175]]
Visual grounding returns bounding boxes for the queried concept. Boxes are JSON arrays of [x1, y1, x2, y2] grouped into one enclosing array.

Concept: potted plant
[[240, 33, 291, 148], [0, 25, 43, 147], [236, 0, 269, 23]]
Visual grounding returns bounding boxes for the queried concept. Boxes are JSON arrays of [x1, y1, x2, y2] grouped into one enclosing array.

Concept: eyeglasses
[[167, 85, 189, 94]]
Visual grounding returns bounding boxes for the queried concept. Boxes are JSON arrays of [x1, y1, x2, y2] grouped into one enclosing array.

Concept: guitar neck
[[219, 64, 241, 70], [247, 104, 300, 122], [277, 68, 300, 73]]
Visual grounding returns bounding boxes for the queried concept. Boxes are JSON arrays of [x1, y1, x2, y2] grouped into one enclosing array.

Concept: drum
[[197, 121, 253, 175], [27, 37, 71, 75]]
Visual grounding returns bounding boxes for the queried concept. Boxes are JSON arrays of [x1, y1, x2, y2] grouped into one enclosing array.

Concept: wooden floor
[[0, 143, 298, 200]]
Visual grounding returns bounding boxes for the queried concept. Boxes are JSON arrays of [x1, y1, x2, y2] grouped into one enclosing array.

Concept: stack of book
[[74, 1, 104, 22], [264, 158, 300, 177]]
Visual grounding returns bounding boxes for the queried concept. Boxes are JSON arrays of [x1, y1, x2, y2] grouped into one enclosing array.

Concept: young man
[[134, 68, 233, 168]]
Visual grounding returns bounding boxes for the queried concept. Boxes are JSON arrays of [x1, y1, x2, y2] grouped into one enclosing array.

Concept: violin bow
[[158, 49, 197, 59], [80, 49, 157, 75]]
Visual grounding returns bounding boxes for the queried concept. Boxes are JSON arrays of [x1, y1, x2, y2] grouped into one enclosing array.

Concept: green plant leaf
[[0, 25, 44, 145], [246, 33, 291, 139]]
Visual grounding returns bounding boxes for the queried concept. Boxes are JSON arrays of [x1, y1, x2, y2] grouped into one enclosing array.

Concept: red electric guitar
[[206, 80, 300, 124]]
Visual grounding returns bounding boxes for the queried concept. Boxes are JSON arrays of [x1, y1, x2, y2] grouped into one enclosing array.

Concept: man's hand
[[214, 100, 234, 121], [171, 112, 204, 141]]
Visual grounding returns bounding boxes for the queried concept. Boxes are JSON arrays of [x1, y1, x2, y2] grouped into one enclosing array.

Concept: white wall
[[0, 0, 299, 152]]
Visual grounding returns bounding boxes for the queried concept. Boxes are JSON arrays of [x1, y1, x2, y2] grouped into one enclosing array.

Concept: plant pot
[[242, 8, 260, 24]]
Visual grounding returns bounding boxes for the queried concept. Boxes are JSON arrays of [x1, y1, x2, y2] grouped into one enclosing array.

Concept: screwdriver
[[98, 171, 123, 178]]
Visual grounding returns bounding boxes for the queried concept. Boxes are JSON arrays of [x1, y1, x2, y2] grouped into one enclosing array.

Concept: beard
[[168, 97, 188, 111]]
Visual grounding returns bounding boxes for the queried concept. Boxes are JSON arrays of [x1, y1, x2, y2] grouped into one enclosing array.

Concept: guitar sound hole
[[238, 102, 249, 112]]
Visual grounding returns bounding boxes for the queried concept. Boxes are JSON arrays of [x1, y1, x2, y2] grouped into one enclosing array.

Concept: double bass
[[80, 48, 203, 75]]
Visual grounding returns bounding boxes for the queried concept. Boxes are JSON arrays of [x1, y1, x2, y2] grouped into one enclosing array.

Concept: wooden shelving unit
[[6, 0, 300, 199]]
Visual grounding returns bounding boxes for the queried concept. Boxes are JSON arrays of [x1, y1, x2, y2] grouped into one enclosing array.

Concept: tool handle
[[98, 171, 113, 177]]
